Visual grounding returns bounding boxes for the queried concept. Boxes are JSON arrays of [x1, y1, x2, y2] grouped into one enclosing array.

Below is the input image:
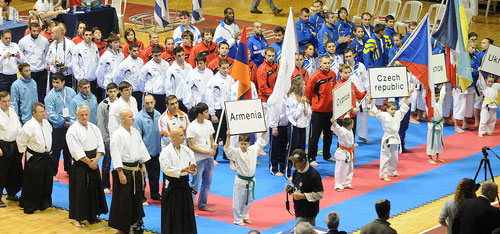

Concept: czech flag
[[391, 14, 435, 121], [432, 0, 473, 92], [231, 26, 252, 100]]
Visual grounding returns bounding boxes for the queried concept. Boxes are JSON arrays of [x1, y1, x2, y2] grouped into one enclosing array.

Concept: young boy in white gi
[[368, 88, 413, 182], [224, 130, 267, 226], [331, 117, 355, 192], [477, 69, 500, 137], [427, 85, 446, 164]]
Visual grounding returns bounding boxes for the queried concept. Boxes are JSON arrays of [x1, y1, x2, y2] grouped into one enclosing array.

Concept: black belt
[[123, 161, 140, 168], [26, 147, 50, 159], [0, 139, 15, 145]]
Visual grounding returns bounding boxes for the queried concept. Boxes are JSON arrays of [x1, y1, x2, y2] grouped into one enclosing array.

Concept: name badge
[[62, 108, 70, 117]]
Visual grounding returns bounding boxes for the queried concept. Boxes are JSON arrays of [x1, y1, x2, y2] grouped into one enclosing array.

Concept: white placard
[[432, 53, 448, 84], [368, 66, 409, 98], [225, 99, 266, 135], [332, 80, 352, 120], [480, 44, 500, 77]]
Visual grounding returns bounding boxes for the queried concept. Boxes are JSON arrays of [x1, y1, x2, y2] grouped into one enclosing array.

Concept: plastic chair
[[374, 0, 402, 25], [107, 0, 128, 35], [352, 0, 380, 23], [395, 1, 423, 30], [428, 3, 446, 28], [327, 0, 353, 14]]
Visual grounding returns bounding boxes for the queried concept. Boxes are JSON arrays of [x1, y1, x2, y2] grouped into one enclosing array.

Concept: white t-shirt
[[186, 119, 214, 162]]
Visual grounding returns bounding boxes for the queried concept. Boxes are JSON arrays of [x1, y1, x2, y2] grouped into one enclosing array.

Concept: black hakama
[[0, 140, 23, 196], [161, 175, 197, 234], [69, 149, 108, 222], [108, 162, 145, 232], [19, 149, 53, 214]]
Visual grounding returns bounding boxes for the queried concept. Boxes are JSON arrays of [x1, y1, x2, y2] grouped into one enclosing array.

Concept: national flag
[[391, 14, 435, 121], [432, 0, 472, 92], [231, 26, 252, 100], [267, 7, 298, 125], [154, 0, 169, 28], [192, 0, 203, 21]]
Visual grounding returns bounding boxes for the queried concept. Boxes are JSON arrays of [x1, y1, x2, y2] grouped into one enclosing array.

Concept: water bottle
[[13, 9, 18, 21]]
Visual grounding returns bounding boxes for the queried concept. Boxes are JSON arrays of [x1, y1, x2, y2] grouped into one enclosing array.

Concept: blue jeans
[[189, 157, 214, 208]]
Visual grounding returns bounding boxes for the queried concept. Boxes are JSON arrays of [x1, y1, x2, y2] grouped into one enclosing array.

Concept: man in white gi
[[16, 102, 53, 214], [108, 81, 138, 134], [0, 91, 22, 207], [66, 105, 108, 227], [96, 35, 124, 94], [214, 8, 240, 58], [18, 22, 50, 102], [159, 95, 190, 149], [0, 30, 23, 92], [205, 59, 234, 162], [114, 43, 144, 111], [167, 46, 193, 113], [72, 27, 100, 100], [46, 26, 75, 88], [138, 45, 170, 113], [159, 127, 197, 234], [173, 10, 201, 46], [108, 109, 150, 234]]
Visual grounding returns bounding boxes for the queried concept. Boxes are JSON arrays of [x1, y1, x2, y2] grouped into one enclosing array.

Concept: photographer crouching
[[285, 149, 324, 226]]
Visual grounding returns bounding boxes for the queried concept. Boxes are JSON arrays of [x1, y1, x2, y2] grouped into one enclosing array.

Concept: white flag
[[154, 0, 169, 28], [266, 7, 298, 126]]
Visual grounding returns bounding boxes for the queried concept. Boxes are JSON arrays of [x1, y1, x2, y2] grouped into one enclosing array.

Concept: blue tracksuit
[[309, 13, 325, 33], [384, 26, 397, 49], [134, 109, 161, 156], [350, 37, 364, 63], [269, 41, 282, 64], [44, 87, 77, 128], [247, 34, 268, 67], [296, 18, 317, 52], [10, 77, 38, 123], [363, 34, 387, 68], [70, 92, 98, 125], [431, 38, 444, 54], [333, 20, 355, 55], [388, 45, 400, 63], [361, 24, 375, 42], [317, 23, 336, 55]]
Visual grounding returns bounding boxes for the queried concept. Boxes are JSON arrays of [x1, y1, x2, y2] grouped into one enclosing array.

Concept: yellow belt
[[484, 97, 499, 106], [122, 164, 143, 194]]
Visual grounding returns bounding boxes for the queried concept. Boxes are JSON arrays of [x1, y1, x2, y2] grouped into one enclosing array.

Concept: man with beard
[[214, 8, 240, 58], [18, 23, 50, 102]]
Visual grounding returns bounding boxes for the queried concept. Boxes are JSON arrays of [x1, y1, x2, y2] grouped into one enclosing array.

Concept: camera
[[55, 61, 65, 71], [285, 184, 296, 194]]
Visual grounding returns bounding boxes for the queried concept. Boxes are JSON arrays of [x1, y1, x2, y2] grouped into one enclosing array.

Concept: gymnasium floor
[[3, 0, 500, 233]]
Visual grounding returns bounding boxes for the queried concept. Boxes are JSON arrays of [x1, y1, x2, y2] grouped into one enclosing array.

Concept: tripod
[[473, 147, 500, 201], [473, 147, 496, 183]]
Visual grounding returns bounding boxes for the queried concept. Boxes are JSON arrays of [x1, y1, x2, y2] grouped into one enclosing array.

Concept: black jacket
[[452, 196, 500, 234]]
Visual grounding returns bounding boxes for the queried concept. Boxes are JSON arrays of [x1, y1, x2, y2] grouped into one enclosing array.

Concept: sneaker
[[310, 161, 319, 166], [250, 9, 263, 14], [273, 8, 282, 15], [6, 195, 20, 202]]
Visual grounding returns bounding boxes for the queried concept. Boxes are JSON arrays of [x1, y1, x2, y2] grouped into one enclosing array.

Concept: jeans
[[189, 157, 214, 208]]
